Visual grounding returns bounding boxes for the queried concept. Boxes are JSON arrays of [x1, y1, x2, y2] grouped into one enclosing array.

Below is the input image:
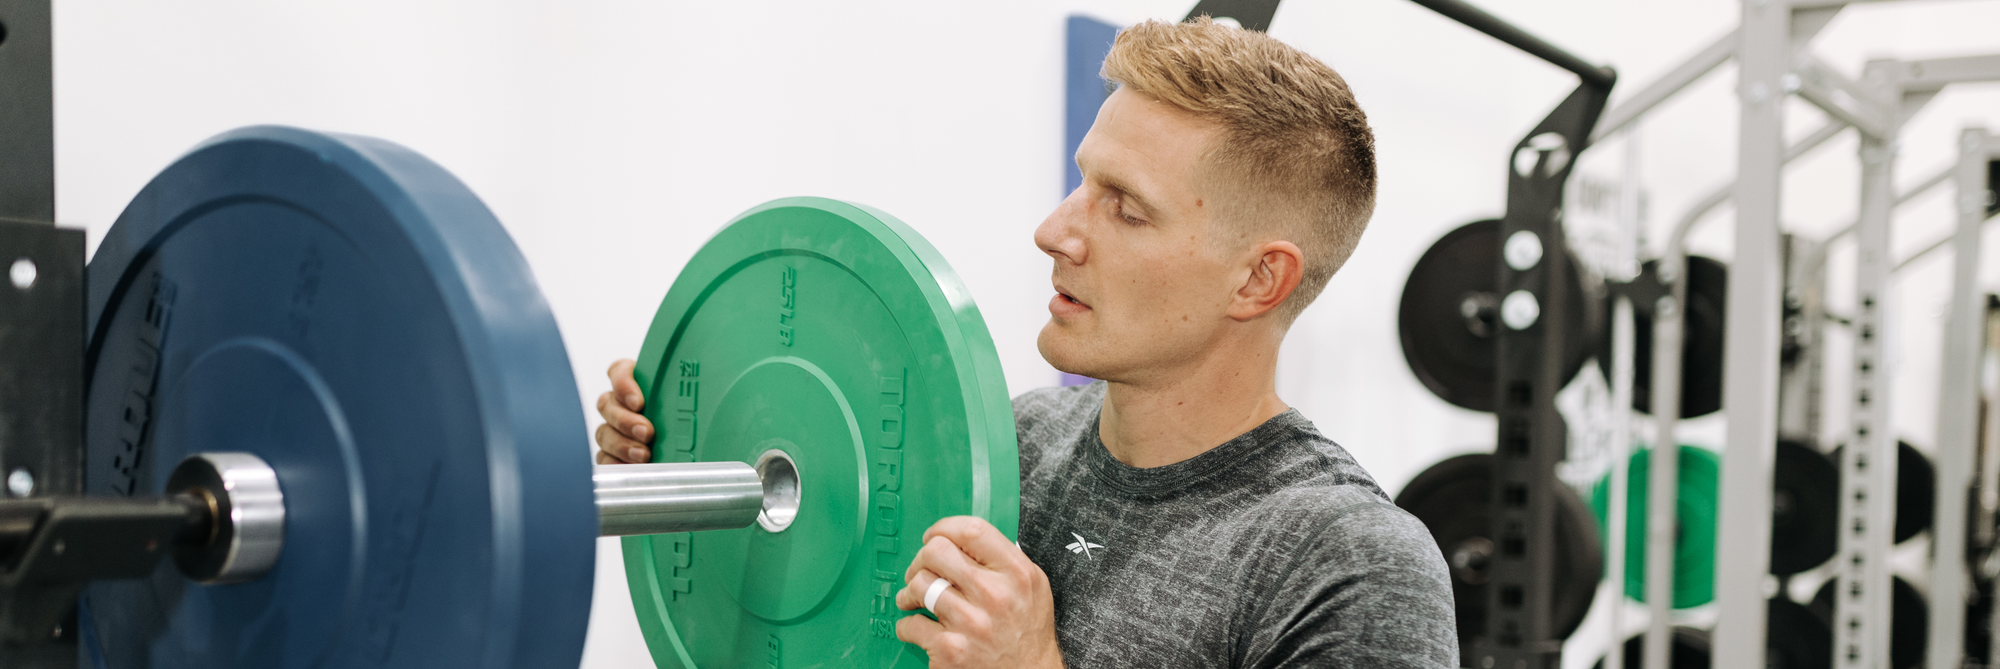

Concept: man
[[596, 18, 1456, 668]]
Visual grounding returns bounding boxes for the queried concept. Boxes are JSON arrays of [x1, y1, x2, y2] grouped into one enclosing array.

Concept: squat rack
[[1580, 2, 2000, 668]]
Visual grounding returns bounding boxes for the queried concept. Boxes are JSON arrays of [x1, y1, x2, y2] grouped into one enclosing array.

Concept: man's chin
[[1037, 330, 1111, 381]]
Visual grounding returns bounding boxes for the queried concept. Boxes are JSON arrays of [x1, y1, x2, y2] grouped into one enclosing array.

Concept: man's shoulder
[[1244, 474, 1427, 560], [1277, 490, 1437, 564], [1236, 422, 1432, 564], [1237, 491, 1456, 667], [1249, 413, 1391, 502], [1230, 434, 1455, 667]]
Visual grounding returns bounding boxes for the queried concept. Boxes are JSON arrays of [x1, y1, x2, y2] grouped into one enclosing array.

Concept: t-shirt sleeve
[[1241, 503, 1458, 669]]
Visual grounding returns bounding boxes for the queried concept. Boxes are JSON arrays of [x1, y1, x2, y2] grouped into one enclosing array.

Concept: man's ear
[[1229, 240, 1304, 321]]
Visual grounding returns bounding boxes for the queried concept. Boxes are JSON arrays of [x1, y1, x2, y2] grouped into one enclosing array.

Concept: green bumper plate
[[1589, 445, 1720, 609], [624, 197, 1019, 668]]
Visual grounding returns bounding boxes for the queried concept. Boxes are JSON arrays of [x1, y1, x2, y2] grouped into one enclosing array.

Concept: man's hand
[[595, 359, 654, 464], [896, 517, 1064, 669]]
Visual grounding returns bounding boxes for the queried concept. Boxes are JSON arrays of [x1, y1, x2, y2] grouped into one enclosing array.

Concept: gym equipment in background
[[1597, 257, 1728, 419], [621, 199, 1018, 668], [1385, 2, 1616, 666], [1768, 440, 1839, 576], [1827, 441, 1936, 544], [1809, 576, 1929, 669], [1595, 599, 1839, 669], [2, 127, 1018, 668], [1394, 453, 1603, 651], [1594, 627, 1711, 669], [1588, 446, 1719, 609], [1765, 597, 1834, 669], [1396, 218, 1601, 413]]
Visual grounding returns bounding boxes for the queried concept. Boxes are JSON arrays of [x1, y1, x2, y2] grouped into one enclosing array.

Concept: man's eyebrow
[[1091, 170, 1165, 219]]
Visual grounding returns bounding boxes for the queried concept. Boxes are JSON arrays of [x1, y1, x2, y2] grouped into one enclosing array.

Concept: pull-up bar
[[1182, 0, 1614, 89], [1408, 0, 1617, 89]]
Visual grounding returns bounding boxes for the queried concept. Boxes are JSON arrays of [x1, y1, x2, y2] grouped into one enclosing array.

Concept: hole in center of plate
[[755, 449, 800, 533]]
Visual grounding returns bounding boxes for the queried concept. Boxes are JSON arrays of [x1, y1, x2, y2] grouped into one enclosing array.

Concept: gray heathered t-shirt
[[1013, 383, 1457, 668]]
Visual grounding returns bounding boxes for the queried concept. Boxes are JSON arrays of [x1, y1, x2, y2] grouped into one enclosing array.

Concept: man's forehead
[[1076, 89, 1217, 203], [1093, 89, 1215, 152]]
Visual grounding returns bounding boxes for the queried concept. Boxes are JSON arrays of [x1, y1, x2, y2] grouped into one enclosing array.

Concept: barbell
[[74, 126, 1018, 668]]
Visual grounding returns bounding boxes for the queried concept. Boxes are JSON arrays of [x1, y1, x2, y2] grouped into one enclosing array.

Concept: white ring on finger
[[923, 577, 954, 612]]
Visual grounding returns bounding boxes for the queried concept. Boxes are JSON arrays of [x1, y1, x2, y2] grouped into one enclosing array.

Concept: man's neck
[[1096, 339, 1289, 469]]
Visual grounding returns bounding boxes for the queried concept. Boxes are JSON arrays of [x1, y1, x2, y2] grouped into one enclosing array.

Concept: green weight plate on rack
[[1589, 445, 1720, 609], [623, 197, 1019, 668]]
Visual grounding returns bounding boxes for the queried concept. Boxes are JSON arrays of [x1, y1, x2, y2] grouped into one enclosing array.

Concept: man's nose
[[1034, 189, 1088, 265]]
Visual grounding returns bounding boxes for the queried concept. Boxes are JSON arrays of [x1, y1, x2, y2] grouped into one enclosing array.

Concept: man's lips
[[1052, 283, 1088, 308], [1049, 286, 1090, 316]]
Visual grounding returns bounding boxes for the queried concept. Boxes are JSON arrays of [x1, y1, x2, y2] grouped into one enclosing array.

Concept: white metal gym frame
[[1937, 126, 2000, 668], [1808, 54, 2000, 669], [1567, 2, 2000, 667], [1602, 134, 1645, 669]]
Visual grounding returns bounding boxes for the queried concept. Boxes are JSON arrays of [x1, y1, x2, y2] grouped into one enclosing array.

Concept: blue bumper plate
[[79, 127, 595, 669]]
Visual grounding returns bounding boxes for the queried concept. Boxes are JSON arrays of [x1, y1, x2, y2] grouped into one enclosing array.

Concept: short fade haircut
[[1101, 17, 1376, 322]]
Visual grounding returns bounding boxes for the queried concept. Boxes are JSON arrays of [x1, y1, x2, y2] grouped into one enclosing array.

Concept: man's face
[[1035, 88, 1246, 383]]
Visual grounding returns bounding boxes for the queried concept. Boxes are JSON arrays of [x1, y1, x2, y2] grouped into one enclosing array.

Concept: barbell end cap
[[166, 452, 286, 585]]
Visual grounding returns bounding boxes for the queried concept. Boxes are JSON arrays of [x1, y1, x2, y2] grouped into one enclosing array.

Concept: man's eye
[[1116, 204, 1145, 225]]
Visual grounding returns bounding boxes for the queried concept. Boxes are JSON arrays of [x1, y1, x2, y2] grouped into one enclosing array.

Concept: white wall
[[47, 1, 2000, 666]]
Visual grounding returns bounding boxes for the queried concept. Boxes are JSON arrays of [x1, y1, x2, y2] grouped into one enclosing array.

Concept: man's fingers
[[923, 516, 1022, 568], [906, 535, 986, 604], [595, 359, 654, 467], [606, 359, 644, 411], [595, 392, 655, 444], [896, 569, 927, 610], [895, 611, 949, 651], [595, 423, 651, 463], [897, 568, 952, 611], [893, 583, 979, 663], [905, 571, 985, 631]]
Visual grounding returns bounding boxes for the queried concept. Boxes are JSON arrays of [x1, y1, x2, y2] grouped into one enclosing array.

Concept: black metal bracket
[[1182, 0, 1282, 31], [1378, 3, 1619, 666], [0, 497, 206, 648], [0, 218, 87, 668], [1475, 81, 1613, 669], [0, 0, 54, 226], [0, 0, 75, 661], [1406, 0, 1615, 89], [0, 221, 83, 505]]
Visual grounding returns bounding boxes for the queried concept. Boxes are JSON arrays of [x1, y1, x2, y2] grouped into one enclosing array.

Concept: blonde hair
[[1101, 17, 1376, 321]]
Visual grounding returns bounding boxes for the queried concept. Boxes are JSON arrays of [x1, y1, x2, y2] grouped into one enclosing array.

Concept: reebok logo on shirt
[[1066, 532, 1104, 558]]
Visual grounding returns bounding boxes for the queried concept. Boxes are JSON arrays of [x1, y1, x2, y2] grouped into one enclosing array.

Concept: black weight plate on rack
[[1398, 219, 1600, 412], [1967, 584, 1994, 662], [1894, 441, 1935, 543], [1593, 626, 1711, 669], [1599, 256, 1727, 418], [1810, 576, 1928, 669], [1766, 597, 1832, 669], [1988, 161, 1999, 217], [1830, 441, 1936, 543], [1770, 440, 1840, 576], [1394, 453, 1601, 649]]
